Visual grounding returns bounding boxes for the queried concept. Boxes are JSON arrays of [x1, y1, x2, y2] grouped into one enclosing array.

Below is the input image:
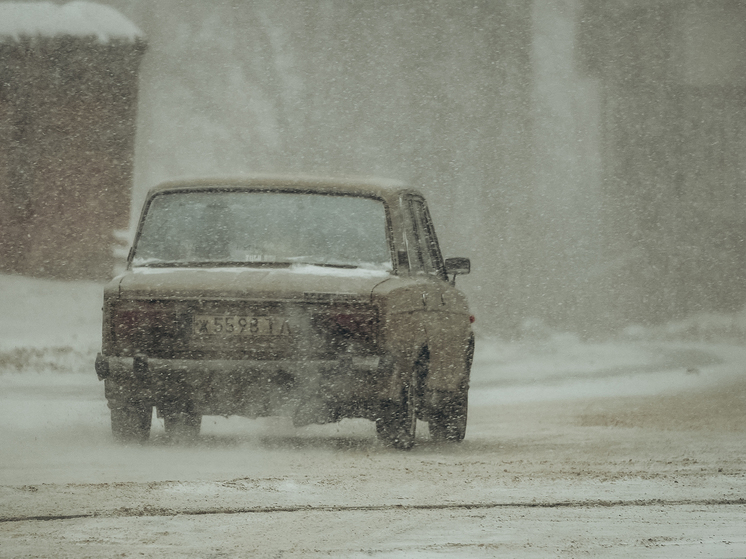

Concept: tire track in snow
[[3, 497, 745, 523]]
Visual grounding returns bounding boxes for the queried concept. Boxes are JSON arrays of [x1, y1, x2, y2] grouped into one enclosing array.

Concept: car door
[[402, 195, 471, 393]]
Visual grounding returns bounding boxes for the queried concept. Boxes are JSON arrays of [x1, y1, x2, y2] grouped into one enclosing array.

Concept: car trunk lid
[[118, 265, 391, 301]]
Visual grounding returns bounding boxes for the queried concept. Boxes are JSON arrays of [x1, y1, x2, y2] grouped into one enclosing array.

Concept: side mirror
[[445, 257, 470, 284]]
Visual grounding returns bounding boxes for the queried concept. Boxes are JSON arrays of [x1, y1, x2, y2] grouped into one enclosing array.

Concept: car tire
[[428, 388, 468, 443], [376, 364, 417, 450], [428, 336, 472, 443], [110, 400, 152, 444], [164, 410, 202, 443]]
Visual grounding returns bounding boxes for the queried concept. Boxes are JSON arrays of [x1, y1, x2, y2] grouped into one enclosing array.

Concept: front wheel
[[110, 400, 152, 444], [429, 335, 472, 443]]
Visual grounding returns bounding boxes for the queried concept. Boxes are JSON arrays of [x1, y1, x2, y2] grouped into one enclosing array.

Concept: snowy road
[[1, 276, 745, 557]]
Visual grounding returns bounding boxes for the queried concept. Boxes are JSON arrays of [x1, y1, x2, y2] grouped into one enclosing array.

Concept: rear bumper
[[96, 353, 381, 380], [96, 353, 389, 423]]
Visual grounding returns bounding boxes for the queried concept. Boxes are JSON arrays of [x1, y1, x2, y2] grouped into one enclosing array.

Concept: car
[[95, 176, 474, 449]]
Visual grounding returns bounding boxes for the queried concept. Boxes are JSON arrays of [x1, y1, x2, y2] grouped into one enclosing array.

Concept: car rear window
[[132, 190, 392, 270]]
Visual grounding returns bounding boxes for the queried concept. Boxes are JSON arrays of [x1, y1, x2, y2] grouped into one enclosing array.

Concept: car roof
[[146, 175, 422, 204]]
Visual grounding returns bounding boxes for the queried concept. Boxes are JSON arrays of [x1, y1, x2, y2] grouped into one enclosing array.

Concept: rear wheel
[[110, 400, 152, 444]]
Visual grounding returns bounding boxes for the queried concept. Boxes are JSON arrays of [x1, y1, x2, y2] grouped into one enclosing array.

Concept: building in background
[[0, 2, 145, 279], [578, 0, 746, 324]]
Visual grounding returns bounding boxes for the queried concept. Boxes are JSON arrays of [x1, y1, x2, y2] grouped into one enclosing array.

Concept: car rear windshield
[[132, 190, 392, 270]]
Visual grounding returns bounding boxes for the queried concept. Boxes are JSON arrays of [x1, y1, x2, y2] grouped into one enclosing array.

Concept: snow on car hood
[[116, 265, 392, 301]]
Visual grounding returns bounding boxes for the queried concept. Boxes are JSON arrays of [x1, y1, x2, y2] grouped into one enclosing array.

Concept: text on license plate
[[192, 315, 291, 336]]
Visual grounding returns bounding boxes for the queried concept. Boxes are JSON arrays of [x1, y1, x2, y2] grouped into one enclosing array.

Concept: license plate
[[192, 315, 291, 337]]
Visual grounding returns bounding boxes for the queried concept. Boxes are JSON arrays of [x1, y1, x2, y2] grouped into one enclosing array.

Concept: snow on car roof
[[148, 175, 418, 201], [0, 1, 143, 43]]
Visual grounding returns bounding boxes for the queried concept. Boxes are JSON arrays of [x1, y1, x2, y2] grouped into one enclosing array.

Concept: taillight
[[112, 302, 173, 354], [329, 313, 377, 338], [115, 309, 144, 343], [314, 309, 378, 343]]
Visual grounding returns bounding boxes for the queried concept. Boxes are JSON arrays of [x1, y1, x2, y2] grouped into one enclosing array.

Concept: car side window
[[407, 197, 446, 280]]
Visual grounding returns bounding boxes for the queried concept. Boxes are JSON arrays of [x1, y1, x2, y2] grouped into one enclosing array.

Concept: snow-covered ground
[[1, 274, 745, 557]]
